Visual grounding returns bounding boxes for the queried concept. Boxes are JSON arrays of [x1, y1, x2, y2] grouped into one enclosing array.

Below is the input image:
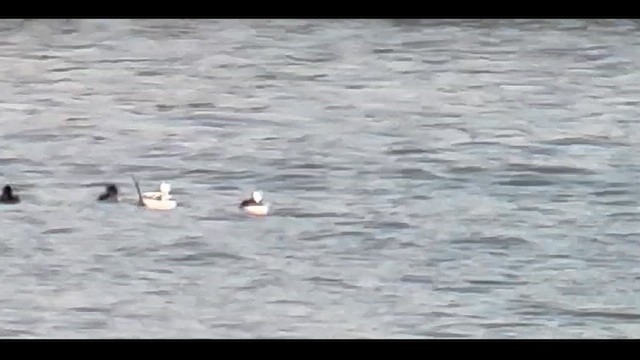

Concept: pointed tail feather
[[132, 175, 145, 207]]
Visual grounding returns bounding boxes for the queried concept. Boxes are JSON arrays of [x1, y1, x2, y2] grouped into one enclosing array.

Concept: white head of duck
[[239, 190, 269, 216]]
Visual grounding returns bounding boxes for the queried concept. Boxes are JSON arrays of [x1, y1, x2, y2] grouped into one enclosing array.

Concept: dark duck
[[97, 184, 119, 202], [0, 185, 20, 204]]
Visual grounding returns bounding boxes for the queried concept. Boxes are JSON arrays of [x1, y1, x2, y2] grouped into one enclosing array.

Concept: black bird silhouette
[[97, 184, 119, 202], [0, 185, 20, 204]]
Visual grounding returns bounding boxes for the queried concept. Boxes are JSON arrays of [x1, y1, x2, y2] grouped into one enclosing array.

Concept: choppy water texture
[[1, 19, 640, 338]]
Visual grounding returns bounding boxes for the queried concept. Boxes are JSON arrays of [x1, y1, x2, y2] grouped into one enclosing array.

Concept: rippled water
[[1, 19, 640, 338]]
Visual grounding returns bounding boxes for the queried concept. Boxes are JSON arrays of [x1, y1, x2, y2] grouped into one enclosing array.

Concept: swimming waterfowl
[[0, 185, 20, 204], [239, 191, 269, 216], [133, 176, 176, 210], [97, 184, 119, 202]]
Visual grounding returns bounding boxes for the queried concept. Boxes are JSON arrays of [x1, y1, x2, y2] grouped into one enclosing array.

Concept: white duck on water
[[133, 177, 177, 210], [239, 190, 269, 216]]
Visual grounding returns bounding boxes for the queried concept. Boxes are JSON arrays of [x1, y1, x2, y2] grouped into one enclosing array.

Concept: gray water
[[1, 19, 640, 338]]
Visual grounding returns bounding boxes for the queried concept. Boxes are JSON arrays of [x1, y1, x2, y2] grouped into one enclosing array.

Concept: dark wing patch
[[240, 199, 257, 208]]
